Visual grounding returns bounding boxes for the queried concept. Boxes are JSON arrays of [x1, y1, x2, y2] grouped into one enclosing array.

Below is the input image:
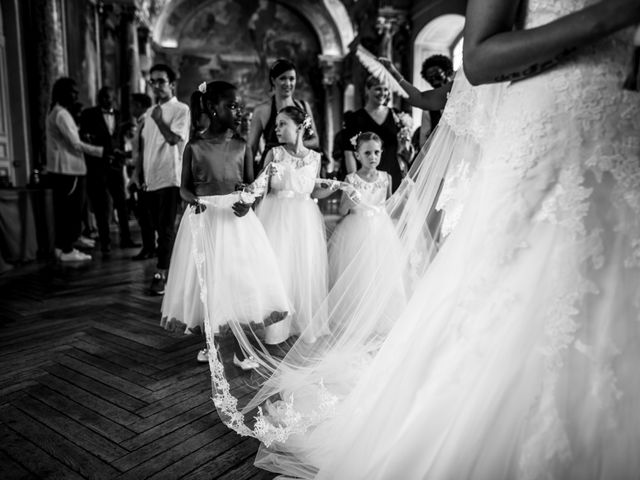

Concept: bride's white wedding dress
[[247, 0, 640, 478]]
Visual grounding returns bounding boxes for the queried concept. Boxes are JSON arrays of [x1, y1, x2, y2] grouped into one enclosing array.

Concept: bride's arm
[[464, 0, 640, 85]]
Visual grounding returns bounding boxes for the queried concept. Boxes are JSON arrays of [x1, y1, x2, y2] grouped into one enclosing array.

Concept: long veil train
[[188, 71, 507, 477]]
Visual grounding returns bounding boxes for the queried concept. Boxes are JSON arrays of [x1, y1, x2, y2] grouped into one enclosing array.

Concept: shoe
[[81, 235, 96, 246], [59, 249, 92, 262], [54, 248, 62, 259], [233, 353, 259, 370], [120, 239, 141, 249], [149, 272, 166, 295], [101, 244, 112, 254], [75, 236, 96, 249], [196, 349, 209, 363], [132, 249, 155, 261]]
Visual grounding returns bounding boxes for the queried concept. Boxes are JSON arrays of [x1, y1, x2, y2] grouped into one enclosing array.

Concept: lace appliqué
[[272, 145, 320, 170], [346, 171, 387, 193], [187, 208, 339, 447]]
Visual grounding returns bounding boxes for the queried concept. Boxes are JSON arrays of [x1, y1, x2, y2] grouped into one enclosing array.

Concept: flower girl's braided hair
[[278, 105, 314, 140], [350, 131, 382, 151]]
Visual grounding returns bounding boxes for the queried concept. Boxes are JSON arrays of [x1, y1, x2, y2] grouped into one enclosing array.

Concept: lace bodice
[[345, 171, 388, 215], [441, 0, 640, 235], [268, 146, 320, 195]]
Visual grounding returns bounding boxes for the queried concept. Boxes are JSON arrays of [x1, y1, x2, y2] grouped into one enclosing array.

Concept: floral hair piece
[[301, 114, 314, 137], [198, 82, 207, 94], [302, 114, 312, 130], [350, 132, 362, 149]]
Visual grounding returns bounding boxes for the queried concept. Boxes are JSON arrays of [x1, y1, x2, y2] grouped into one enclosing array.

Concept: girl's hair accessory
[[198, 82, 207, 94], [302, 114, 312, 131], [351, 131, 383, 150], [350, 132, 362, 149]]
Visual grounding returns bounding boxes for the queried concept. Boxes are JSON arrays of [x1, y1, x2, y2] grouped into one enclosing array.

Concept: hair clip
[[349, 132, 361, 149], [302, 114, 312, 130], [198, 82, 207, 94]]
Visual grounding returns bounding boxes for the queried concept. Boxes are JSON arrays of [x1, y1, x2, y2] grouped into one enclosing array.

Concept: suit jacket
[[80, 106, 124, 171]]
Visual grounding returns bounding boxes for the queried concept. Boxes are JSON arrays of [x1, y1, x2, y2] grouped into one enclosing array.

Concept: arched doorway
[[150, 0, 354, 154]]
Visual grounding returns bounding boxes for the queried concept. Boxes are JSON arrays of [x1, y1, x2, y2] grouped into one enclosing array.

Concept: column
[[319, 55, 343, 173], [119, 5, 140, 119], [375, 6, 409, 107]]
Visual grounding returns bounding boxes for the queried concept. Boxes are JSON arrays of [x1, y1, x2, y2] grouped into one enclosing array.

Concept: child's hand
[[232, 201, 251, 217], [342, 185, 361, 204], [315, 179, 341, 191], [192, 201, 207, 214]]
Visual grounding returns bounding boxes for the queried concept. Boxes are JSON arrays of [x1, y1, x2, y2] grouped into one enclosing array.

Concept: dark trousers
[[133, 188, 156, 253], [142, 186, 179, 270], [49, 173, 86, 253], [87, 166, 132, 250]]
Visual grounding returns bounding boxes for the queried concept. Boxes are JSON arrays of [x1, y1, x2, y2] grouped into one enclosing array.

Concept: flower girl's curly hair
[[278, 106, 314, 140]]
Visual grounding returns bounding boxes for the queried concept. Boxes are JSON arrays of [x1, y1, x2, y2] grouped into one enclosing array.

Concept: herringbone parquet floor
[[0, 248, 276, 480]]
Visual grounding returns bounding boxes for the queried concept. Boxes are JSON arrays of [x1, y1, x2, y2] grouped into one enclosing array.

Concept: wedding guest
[[248, 59, 319, 171], [128, 93, 156, 261], [46, 77, 103, 262], [130, 64, 190, 294], [380, 55, 453, 148], [80, 86, 139, 256], [344, 76, 409, 192]]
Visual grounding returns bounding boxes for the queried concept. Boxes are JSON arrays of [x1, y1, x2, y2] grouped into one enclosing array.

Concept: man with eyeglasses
[[131, 64, 190, 295]]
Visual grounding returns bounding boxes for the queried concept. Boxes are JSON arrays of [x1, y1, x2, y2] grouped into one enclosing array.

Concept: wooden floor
[[0, 246, 277, 480]]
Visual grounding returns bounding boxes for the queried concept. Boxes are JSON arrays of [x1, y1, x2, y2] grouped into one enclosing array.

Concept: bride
[[192, 0, 640, 478]]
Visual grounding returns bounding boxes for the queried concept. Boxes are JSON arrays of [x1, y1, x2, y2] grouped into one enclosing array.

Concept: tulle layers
[[161, 207, 204, 335], [307, 62, 640, 479], [184, 193, 293, 340], [251, 30, 640, 479], [328, 209, 408, 334], [258, 194, 330, 342]]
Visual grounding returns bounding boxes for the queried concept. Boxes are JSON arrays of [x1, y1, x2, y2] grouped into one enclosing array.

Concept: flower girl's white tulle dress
[[328, 171, 407, 333], [257, 146, 329, 342]]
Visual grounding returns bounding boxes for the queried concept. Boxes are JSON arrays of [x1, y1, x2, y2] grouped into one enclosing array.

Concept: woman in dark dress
[[344, 76, 406, 192], [248, 59, 319, 172]]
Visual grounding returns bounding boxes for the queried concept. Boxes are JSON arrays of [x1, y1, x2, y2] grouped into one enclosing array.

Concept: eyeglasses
[[148, 78, 169, 86]]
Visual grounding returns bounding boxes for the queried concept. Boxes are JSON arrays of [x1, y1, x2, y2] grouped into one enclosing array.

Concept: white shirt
[[141, 97, 190, 191], [46, 105, 103, 175], [102, 111, 116, 135]]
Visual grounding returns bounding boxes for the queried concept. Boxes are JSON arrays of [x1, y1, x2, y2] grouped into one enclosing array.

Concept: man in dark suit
[[80, 86, 139, 255]]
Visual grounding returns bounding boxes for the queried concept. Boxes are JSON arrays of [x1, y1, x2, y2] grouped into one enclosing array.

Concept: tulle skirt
[[162, 193, 292, 343], [328, 210, 407, 333], [258, 192, 329, 342], [161, 205, 204, 334]]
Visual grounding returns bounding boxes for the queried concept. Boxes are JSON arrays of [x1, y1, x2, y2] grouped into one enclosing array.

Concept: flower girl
[[255, 106, 337, 342], [161, 81, 292, 370], [328, 132, 407, 332]]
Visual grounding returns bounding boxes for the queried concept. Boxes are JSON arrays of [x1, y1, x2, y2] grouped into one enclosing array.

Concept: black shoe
[[101, 244, 112, 254], [131, 249, 155, 260], [149, 272, 166, 295], [120, 239, 141, 249]]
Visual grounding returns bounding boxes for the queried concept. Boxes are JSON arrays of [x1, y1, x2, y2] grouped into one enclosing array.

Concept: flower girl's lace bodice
[[345, 172, 388, 216], [269, 146, 320, 196]]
